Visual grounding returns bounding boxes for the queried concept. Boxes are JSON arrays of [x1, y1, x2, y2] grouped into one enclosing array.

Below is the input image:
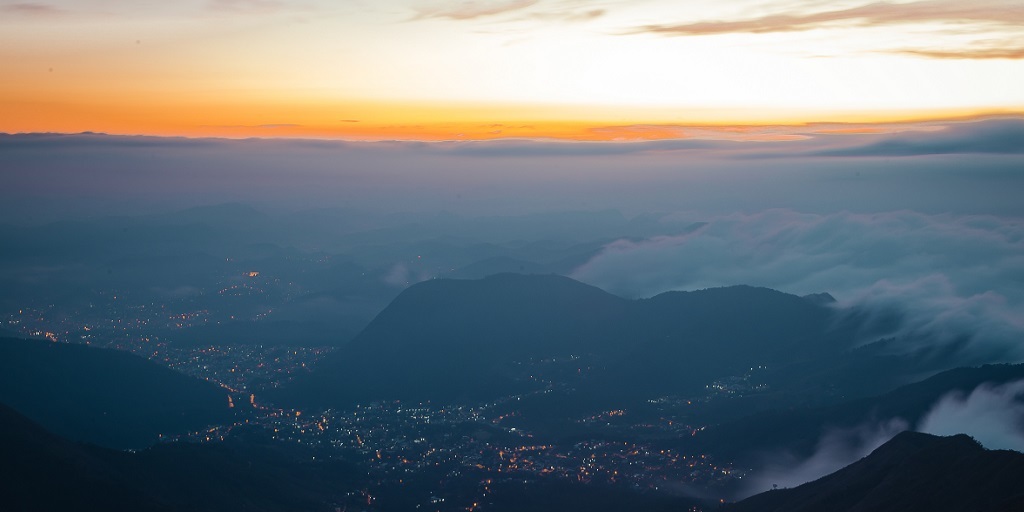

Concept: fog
[[572, 210, 1024, 362], [919, 379, 1024, 452], [2, 118, 1024, 225], [743, 418, 909, 496]]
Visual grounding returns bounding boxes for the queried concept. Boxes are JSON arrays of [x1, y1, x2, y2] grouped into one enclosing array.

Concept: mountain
[[281, 273, 629, 405], [277, 274, 850, 407], [727, 431, 1024, 512], [0, 337, 237, 449]]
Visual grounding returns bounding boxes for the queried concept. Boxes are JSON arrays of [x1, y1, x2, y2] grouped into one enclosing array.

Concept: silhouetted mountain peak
[[867, 431, 980, 464], [729, 431, 1024, 512], [279, 276, 848, 406]]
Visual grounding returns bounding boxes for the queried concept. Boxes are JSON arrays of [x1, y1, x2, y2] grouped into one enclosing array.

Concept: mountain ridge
[[728, 431, 1024, 512], [278, 274, 849, 407]]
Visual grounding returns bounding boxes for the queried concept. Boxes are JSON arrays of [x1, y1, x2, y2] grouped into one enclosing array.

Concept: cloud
[[894, 46, 1024, 60], [812, 118, 1024, 156], [208, 0, 289, 14], [1, 2, 63, 16], [525, 7, 604, 23], [743, 418, 909, 496], [635, 0, 1024, 36], [571, 210, 1024, 362], [2, 126, 1023, 225], [919, 379, 1024, 452], [415, 0, 539, 20]]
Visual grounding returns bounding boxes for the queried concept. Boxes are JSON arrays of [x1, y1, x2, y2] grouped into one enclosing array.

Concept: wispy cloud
[[207, 0, 309, 15], [635, 0, 1024, 36], [415, 0, 539, 20], [413, 0, 604, 23], [524, 7, 605, 23], [894, 45, 1024, 60], [210, 0, 278, 10], [1, 2, 64, 16]]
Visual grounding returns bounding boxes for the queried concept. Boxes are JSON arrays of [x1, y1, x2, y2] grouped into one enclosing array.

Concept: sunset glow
[[3, 0, 1023, 140]]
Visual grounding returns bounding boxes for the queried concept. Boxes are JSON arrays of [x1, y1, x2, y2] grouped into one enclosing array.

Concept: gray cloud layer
[[919, 379, 1024, 451], [813, 118, 1024, 156], [3, 119, 1024, 225], [571, 210, 1024, 361]]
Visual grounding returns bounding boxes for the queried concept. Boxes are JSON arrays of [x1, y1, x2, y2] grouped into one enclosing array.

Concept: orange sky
[[2, 0, 1023, 140]]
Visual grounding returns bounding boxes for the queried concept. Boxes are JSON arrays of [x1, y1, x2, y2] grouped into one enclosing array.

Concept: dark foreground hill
[[0, 337, 237, 449], [727, 431, 1024, 512], [0, 401, 360, 512], [278, 274, 850, 407]]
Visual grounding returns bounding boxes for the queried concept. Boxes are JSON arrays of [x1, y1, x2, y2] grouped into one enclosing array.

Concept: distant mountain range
[[728, 431, 1024, 512], [0, 337, 238, 449]]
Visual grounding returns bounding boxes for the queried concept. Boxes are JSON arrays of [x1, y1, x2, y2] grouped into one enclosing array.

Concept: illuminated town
[[3, 267, 749, 511]]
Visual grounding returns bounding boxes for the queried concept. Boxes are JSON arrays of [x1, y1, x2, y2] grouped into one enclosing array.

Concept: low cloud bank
[[813, 118, 1024, 157], [743, 418, 909, 496], [571, 210, 1024, 362], [919, 379, 1024, 452]]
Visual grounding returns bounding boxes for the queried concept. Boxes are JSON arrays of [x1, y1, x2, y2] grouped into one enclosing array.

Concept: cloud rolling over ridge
[[571, 210, 1024, 362], [743, 378, 1024, 497], [919, 379, 1024, 452]]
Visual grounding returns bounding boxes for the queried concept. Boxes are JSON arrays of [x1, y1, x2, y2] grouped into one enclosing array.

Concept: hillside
[[0, 401, 361, 511], [0, 337, 237, 449], [0, 401, 168, 511], [278, 274, 849, 407], [728, 431, 1024, 512]]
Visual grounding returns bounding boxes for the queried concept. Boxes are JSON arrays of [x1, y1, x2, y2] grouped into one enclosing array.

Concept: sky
[[2, 0, 1024, 140]]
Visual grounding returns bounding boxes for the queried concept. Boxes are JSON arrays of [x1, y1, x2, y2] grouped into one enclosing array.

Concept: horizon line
[[4, 112, 1024, 144]]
